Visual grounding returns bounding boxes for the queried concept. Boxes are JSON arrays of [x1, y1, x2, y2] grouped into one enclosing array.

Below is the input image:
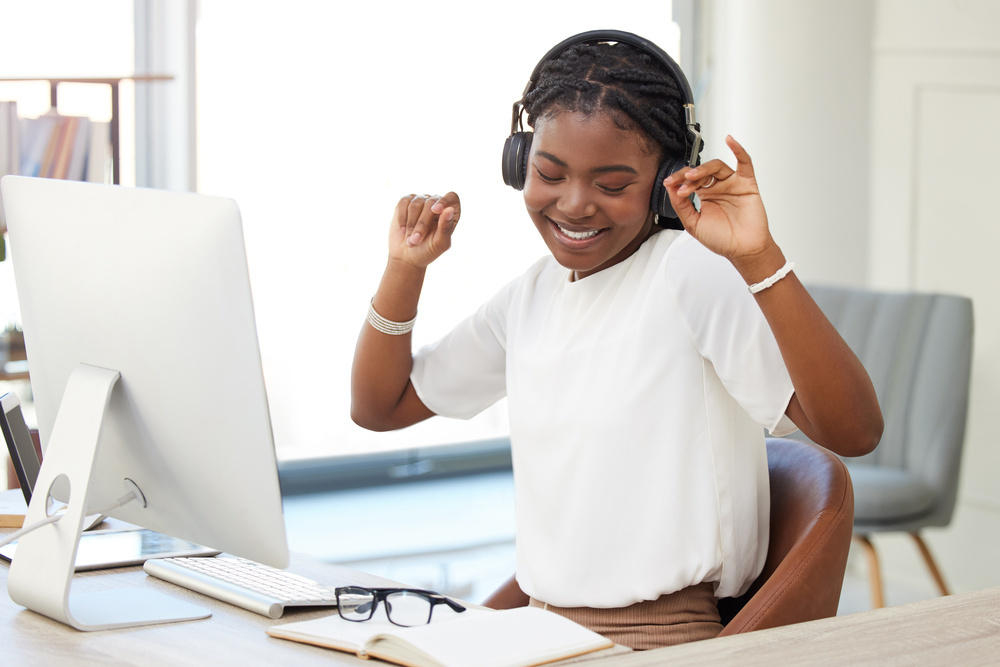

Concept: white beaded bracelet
[[748, 261, 795, 294], [367, 298, 417, 335]]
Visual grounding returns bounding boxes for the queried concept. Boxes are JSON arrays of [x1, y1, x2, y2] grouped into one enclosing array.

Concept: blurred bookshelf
[[0, 75, 172, 187]]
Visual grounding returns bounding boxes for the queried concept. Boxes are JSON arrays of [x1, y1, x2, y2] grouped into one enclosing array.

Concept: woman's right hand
[[352, 192, 460, 432], [389, 192, 461, 268]]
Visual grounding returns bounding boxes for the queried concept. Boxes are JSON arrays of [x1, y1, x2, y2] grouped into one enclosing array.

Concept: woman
[[351, 31, 882, 649]]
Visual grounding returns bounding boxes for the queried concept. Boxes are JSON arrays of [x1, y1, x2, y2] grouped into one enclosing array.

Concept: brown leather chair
[[484, 438, 855, 636], [717, 437, 854, 633]]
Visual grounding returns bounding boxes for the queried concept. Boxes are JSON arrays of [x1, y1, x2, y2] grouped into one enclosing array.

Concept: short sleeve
[[663, 237, 796, 435], [409, 277, 516, 420]]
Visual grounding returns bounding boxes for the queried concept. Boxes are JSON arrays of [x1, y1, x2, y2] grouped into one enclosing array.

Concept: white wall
[[705, 0, 1000, 600], [701, 0, 874, 287]]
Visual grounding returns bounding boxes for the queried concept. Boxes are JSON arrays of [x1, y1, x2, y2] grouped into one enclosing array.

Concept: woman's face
[[522, 110, 661, 280]]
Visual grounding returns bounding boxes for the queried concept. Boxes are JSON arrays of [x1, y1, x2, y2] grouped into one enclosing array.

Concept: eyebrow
[[535, 150, 639, 175]]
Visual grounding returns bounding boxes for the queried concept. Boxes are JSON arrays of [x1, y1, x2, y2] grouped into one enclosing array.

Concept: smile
[[558, 225, 601, 240], [547, 217, 606, 245]]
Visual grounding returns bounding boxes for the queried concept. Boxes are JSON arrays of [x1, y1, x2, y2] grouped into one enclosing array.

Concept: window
[[195, 2, 679, 462], [0, 2, 136, 183]]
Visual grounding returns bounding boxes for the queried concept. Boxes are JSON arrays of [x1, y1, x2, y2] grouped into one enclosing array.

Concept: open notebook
[[266, 605, 616, 667]]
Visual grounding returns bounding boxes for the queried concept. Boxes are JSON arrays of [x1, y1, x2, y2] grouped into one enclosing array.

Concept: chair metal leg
[[853, 534, 885, 609], [909, 532, 951, 597]]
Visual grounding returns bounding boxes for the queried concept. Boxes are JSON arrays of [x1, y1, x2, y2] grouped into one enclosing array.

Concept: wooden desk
[[590, 586, 1000, 666], [0, 547, 411, 666], [3, 530, 998, 666]]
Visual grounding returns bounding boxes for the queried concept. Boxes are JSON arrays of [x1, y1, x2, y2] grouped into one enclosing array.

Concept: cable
[[0, 507, 66, 549], [0, 489, 140, 550], [94, 489, 140, 516]]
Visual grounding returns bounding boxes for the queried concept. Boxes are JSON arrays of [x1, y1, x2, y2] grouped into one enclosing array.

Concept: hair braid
[[523, 42, 690, 161]]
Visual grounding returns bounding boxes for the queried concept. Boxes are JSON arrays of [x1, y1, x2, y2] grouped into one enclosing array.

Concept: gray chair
[[795, 285, 974, 608]]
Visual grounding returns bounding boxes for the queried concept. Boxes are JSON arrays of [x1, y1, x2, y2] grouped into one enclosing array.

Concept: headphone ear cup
[[502, 131, 533, 191], [651, 159, 686, 228]]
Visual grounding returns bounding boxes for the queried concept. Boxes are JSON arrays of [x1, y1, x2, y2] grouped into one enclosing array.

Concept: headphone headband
[[527, 30, 695, 107]]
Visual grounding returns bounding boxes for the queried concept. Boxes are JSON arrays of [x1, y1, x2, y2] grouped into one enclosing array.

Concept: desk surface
[[601, 585, 1000, 667], [0, 547, 417, 666], [2, 532, 999, 666]]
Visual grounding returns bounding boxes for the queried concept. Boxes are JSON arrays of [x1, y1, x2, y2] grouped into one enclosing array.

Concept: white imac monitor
[[0, 175, 289, 630]]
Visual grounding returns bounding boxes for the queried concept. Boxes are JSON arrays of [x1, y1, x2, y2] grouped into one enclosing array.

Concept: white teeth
[[558, 225, 600, 240]]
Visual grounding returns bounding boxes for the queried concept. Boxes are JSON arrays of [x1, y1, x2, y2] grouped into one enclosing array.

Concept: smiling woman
[[347, 24, 881, 650]]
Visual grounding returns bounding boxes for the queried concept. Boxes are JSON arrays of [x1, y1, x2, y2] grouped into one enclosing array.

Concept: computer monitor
[[0, 175, 289, 630]]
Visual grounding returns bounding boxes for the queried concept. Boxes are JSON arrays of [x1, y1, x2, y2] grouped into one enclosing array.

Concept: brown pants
[[529, 582, 722, 651]]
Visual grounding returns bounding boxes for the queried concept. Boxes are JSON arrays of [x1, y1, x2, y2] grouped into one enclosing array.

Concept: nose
[[556, 181, 597, 220]]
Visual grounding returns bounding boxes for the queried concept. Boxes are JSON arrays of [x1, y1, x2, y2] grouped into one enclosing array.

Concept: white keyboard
[[143, 556, 340, 619]]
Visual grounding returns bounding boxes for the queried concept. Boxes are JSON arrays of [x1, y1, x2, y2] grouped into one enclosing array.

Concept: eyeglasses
[[335, 586, 467, 627]]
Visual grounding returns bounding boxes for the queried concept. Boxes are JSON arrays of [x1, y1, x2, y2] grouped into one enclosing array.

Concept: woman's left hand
[[666, 136, 883, 458], [663, 135, 776, 267]]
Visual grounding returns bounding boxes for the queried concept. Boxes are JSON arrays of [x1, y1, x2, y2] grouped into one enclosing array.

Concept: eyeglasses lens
[[337, 587, 376, 621], [384, 590, 433, 626]]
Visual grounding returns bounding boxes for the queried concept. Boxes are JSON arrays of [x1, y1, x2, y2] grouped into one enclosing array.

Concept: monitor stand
[[5, 363, 210, 631]]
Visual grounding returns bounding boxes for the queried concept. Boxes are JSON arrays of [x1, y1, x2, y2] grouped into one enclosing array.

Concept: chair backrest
[[718, 438, 854, 635], [803, 285, 974, 527]]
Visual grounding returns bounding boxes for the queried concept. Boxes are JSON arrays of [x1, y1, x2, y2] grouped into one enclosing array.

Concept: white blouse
[[411, 230, 796, 608]]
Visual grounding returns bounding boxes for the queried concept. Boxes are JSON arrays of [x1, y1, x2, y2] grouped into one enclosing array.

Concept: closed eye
[[534, 166, 563, 183]]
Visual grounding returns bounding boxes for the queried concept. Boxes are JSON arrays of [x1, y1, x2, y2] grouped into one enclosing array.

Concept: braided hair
[[523, 41, 690, 163]]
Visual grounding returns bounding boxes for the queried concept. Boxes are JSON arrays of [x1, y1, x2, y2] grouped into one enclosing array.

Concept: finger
[[393, 195, 418, 244], [681, 161, 736, 195], [426, 205, 457, 255], [663, 173, 700, 222], [405, 195, 432, 246], [441, 204, 461, 235], [725, 135, 756, 179], [663, 166, 694, 189], [396, 195, 416, 225], [431, 191, 461, 225]]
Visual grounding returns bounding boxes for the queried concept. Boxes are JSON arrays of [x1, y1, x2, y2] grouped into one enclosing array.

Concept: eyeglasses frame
[[334, 586, 467, 627]]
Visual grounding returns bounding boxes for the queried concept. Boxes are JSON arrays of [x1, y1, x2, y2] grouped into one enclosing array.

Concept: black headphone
[[501, 30, 702, 223]]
